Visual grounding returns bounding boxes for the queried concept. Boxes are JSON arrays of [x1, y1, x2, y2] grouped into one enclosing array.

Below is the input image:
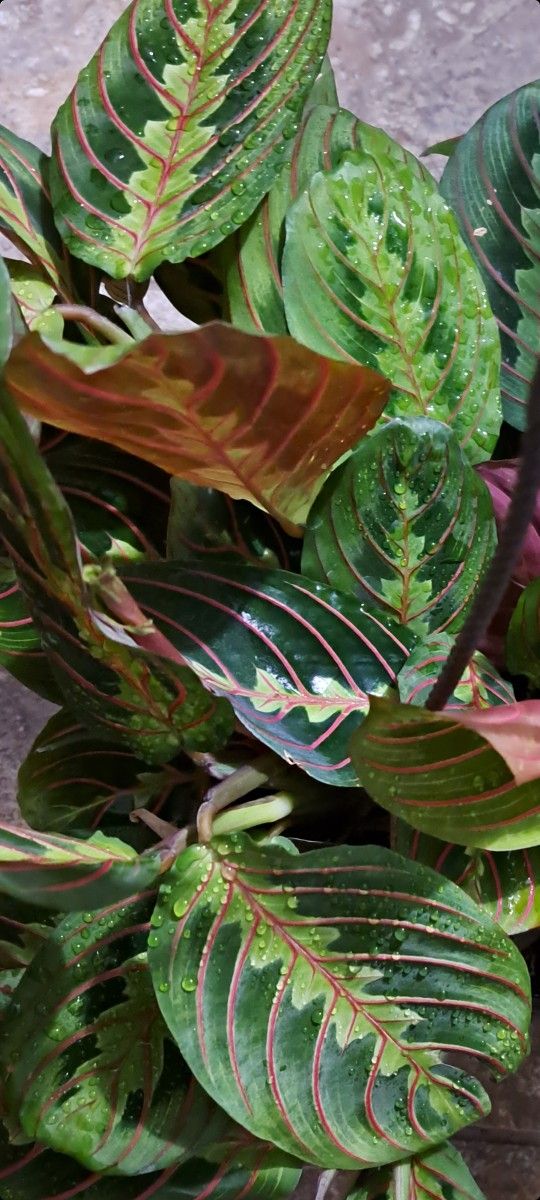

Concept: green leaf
[[17, 708, 191, 838], [149, 834, 530, 1168], [167, 480, 294, 569], [0, 825, 163, 910], [50, 0, 332, 281], [0, 558, 60, 701], [393, 819, 540, 936], [0, 254, 12, 368], [0, 1121, 298, 1200], [507, 576, 540, 686], [397, 633, 515, 709], [0, 894, 54, 971], [6, 324, 390, 532], [0, 387, 233, 762], [283, 121, 502, 463], [421, 136, 462, 158], [7, 260, 64, 338], [351, 1143, 485, 1199], [351, 696, 540, 851], [1, 893, 238, 1174], [440, 80, 540, 430], [302, 419, 496, 635], [0, 126, 74, 297], [120, 561, 417, 785]]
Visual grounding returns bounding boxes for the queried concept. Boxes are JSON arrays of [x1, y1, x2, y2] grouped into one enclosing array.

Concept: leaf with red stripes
[[149, 833, 530, 1169], [440, 80, 540, 430], [49, 0, 332, 281], [17, 708, 191, 840], [397, 634, 514, 710], [392, 819, 540, 936], [7, 260, 65, 338], [351, 1143, 485, 1199], [167, 480, 294, 569], [119, 561, 417, 785], [0, 824, 165, 911], [0, 1121, 299, 1200], [0, 893, 240, 1174], [0, 125, 74, 297], [283, 120, 502, 464], [507, 576, 540, 687], [5, 324, 390, 532], [0, 895, 54, 1022], [351, 696, 540, 851], [0, 558, 60, 701], [0, 387, 233, 762], [302, 419, 496, 636], [0, 253, 12, 369]]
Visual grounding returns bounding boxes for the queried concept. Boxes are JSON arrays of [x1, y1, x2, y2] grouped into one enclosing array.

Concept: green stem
[[212, 792, 298, 837], [53, 304, 133, 346]]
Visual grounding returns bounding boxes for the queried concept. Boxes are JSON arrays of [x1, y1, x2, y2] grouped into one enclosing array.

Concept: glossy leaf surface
[[352, 1143, 485, 1199], [149, 834, 529, 1168], [122, 561, 416, 785], [6, 324, 389, 532], [283, 122, 501, 463], [1, 894, 236, 1174], [0, 125, 73, 295], [440, 80, 540, 429], [351, 696, 540, 850], [397, 634, 514, 709], [507, 576, 540, 687], [0, 824, 163, 910], [393, 819, 540, 935], [302, 419, 496, 635], [8, 260, 64, 338], [0, 1121, 298, 1200], [50, 0, 331, 280], [17, 708, 190, 838]]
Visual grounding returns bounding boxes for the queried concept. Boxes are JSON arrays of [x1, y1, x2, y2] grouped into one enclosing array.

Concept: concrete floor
[[0, 4, 539, 1195]]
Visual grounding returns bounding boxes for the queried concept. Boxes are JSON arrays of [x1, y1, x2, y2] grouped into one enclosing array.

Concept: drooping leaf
[[283, 120, 502, 463], [0, 557, 60, 701], [7, 260, 64, 338], [17, 708, 191, 838], [0, 125, 74, 295], [167, 479, 293, 569], [0, 1121, 298, 1200], [397, 633, 514, 710], [1, 894, 238, 1174], [0, 824, 164, 910], [119, 561, 417, 785], [0, 386, 233, 762], [50, 0, 332, 281], [302, 419, 496, 635], [440, 80, 540, 430], [351, 696, 540, 850], [0, 254, 12, 368], [5, 324, 390, 531], [507, 576, 540, 687], [351, 1143, 485, 1199], [149, 834, 530, 1169], [393, 819, 540, 936], [476, 458, 540, 663]]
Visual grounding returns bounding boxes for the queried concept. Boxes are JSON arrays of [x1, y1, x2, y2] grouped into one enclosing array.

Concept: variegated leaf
[[302, 419, 496, 635], [351, 1143, 485, 1199], [283, 120, 502, 463], [7, 260, 64, 338], [0, 557, 59, 701], [50, 0, 331, 280], [397, 634, 514, 710], [0, 125, 73, 295], [149, 834, 530, 1168]]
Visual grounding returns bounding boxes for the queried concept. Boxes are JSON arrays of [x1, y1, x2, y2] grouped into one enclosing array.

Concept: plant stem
[[212, 792, 297, 837], [53, 304, 133, 345]]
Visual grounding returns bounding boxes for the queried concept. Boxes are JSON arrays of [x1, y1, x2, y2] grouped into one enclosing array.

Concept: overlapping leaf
[[351, 696, 540, 851], [0, 125, 73, 296], [119, 561, 417, 784], [17, 708, 191, 838], [50, 0, 332, 280], [0, 558, 59, 700], [0, 387, 232, 761], [351, 1143, 485, 1199], [507, 576, 540, 687], [283, 120, 502, 463], [476, 458, 540, 663], [5, 324, 390, 532], [167, 479, 294, 569], [440, 80, 540, 429], [393, 819, 540, 935], [7, 260, 64, 338], [149, 834, 529, 1168], [0, 824, 164, 910], [0, 253, 12, 368], [0, 895, 54, 1021], [0, 1120, 298, 1200], [397, 634, 514, 710], [302, 419, 496, 635]]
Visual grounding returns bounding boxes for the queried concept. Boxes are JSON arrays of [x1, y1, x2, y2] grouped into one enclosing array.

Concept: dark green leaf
[[351, 1143, 485, 1199], [302, 419, 496, 635], [155, 255, 226, 326], [167, 480, 293, 569], [351, 696, 540, 850], [283, 121, 502, 463], [507, 576, 540, 686], [440, 80, 540, 430], [120, 561, 417, 785], [50, 0, 332, 280], [393, 819, 540, 936], [149, 834, 530, 1168], [0, 254, 12, 368], [397, 633, 514, 709], [0, 558, 60, 701], [421, 136, 462, 158]]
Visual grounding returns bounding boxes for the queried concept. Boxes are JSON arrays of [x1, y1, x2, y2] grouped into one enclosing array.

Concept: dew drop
[[181, 975, 197, 992]]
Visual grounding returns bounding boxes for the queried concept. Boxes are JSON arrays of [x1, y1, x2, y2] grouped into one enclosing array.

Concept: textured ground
[[0, 3, 539, 1193]]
